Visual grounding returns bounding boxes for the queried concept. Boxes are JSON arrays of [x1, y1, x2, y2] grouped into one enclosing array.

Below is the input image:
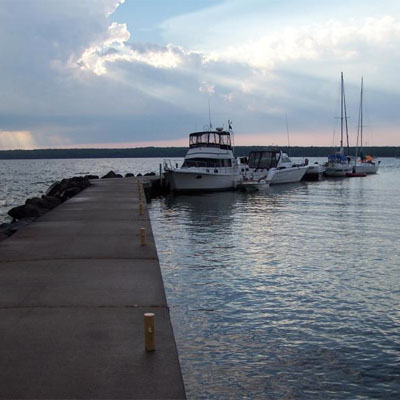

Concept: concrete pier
[[0, 178, 186, 399]]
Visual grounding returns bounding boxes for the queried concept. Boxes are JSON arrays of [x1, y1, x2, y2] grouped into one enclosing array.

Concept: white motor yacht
[[244, 149, 307, 185], [164, 127, 242, 192]]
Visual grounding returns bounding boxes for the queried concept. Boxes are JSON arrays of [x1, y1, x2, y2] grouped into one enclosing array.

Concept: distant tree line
[[0, 146, 399, 159]]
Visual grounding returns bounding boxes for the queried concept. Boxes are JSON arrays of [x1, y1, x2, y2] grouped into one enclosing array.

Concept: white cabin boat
[[163, 128, 242, 192], [244, 149, 307, 185]]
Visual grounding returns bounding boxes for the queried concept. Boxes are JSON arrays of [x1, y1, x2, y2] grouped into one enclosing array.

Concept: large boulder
[[46, 181, 62, 197], [41, 195, 62, 208], [8, 204, 41, 221], [62, 186, 82, 200], [125, 173, 135, 178], [45, 177, 90, 201], [101, 170, 122, 179], [26, 196, 57, 210], [84, 174, 99, 180], [69, 176, 91, 189]]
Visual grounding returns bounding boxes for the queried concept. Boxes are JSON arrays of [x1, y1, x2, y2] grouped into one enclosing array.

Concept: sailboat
[[353, 78, 380, 174], [324, 72, 353, 177]]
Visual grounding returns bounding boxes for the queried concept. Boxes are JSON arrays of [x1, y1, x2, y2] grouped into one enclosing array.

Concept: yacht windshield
[[182, 158, 232, 168], [248, 151, 278, 169], [280, 153, 291, 163], [189, 131, 232, 149]]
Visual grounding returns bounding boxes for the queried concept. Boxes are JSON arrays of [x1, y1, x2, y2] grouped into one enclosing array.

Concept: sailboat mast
[[340, 72, 344, 150], [360, 77, 364, 149], [343, 84, 350, 156], [285, 113, 291, 157]]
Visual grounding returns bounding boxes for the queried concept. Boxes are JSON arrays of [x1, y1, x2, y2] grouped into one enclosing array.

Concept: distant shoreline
[[0, 146, 399, 159]]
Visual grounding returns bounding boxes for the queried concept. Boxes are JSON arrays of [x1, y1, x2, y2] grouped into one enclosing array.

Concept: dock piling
[[144, 313, 155, 351], [140, 228, 146, 245]]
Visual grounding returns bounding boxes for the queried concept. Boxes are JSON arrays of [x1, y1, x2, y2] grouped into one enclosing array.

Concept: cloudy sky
[[0, 0, 399, 149]]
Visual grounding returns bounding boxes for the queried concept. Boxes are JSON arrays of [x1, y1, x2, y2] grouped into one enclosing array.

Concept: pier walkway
[[0, 178, 185, 399]]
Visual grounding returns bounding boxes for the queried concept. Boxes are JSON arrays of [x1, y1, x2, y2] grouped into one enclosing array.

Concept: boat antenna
[[228, 120, 234, 149], [208, 97, 212, 130], [285, 113, 291, 157]]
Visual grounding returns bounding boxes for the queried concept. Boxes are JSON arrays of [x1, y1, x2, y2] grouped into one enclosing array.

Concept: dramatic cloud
[[0, 0, 399, 149], [76, 23, 184, 75]]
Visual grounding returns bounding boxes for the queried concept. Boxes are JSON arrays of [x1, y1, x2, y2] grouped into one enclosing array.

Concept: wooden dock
[[0, 177, 186, 399]]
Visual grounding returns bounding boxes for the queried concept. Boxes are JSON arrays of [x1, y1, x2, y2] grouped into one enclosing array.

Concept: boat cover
[[328, 153, 348, 163]]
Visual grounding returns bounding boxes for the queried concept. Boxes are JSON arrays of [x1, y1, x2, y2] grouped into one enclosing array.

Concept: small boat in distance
[[302, 159, 325, 181], [244, 148, 308, 184], [163, 125, 242, 192], [353, 78, 380, 174], [324, 72, 352, 177]]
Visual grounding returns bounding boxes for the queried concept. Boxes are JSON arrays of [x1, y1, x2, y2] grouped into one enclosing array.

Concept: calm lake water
[[1, 157, 400, 399]]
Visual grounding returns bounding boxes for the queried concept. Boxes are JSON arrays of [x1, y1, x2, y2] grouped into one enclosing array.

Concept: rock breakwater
[[0, 176, 91, 240]]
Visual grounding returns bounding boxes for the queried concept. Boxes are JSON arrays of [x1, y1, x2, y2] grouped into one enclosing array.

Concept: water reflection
[[150, 160, 400, 399], [1, 158, 399, 399]]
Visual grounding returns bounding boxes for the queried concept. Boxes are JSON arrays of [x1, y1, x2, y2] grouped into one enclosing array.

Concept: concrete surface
[[0, 178, 186, 399]]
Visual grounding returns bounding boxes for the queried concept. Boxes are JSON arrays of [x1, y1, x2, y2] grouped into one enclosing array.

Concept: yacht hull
[[324, 163, 352, 177], [353, 162, 379, 174], [165, 169, 241, 192], [303, 164, 325, 181], [269, 166, 308, 184]]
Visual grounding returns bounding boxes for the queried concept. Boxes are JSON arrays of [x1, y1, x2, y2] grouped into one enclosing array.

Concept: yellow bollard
[[139, 202, 144, 216], [144, 313, 155, 351], [140, 228, 146, 245]]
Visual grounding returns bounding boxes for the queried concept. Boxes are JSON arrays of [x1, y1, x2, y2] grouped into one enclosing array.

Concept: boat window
[[209, 133, 218, 144], [182, 158, 232, 168], [248, 152, 261, 168], [258, 152, 272, 169], [188, 131, 232, 149], [280, 153, 291, 164], [248, 151, 278, 169]]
